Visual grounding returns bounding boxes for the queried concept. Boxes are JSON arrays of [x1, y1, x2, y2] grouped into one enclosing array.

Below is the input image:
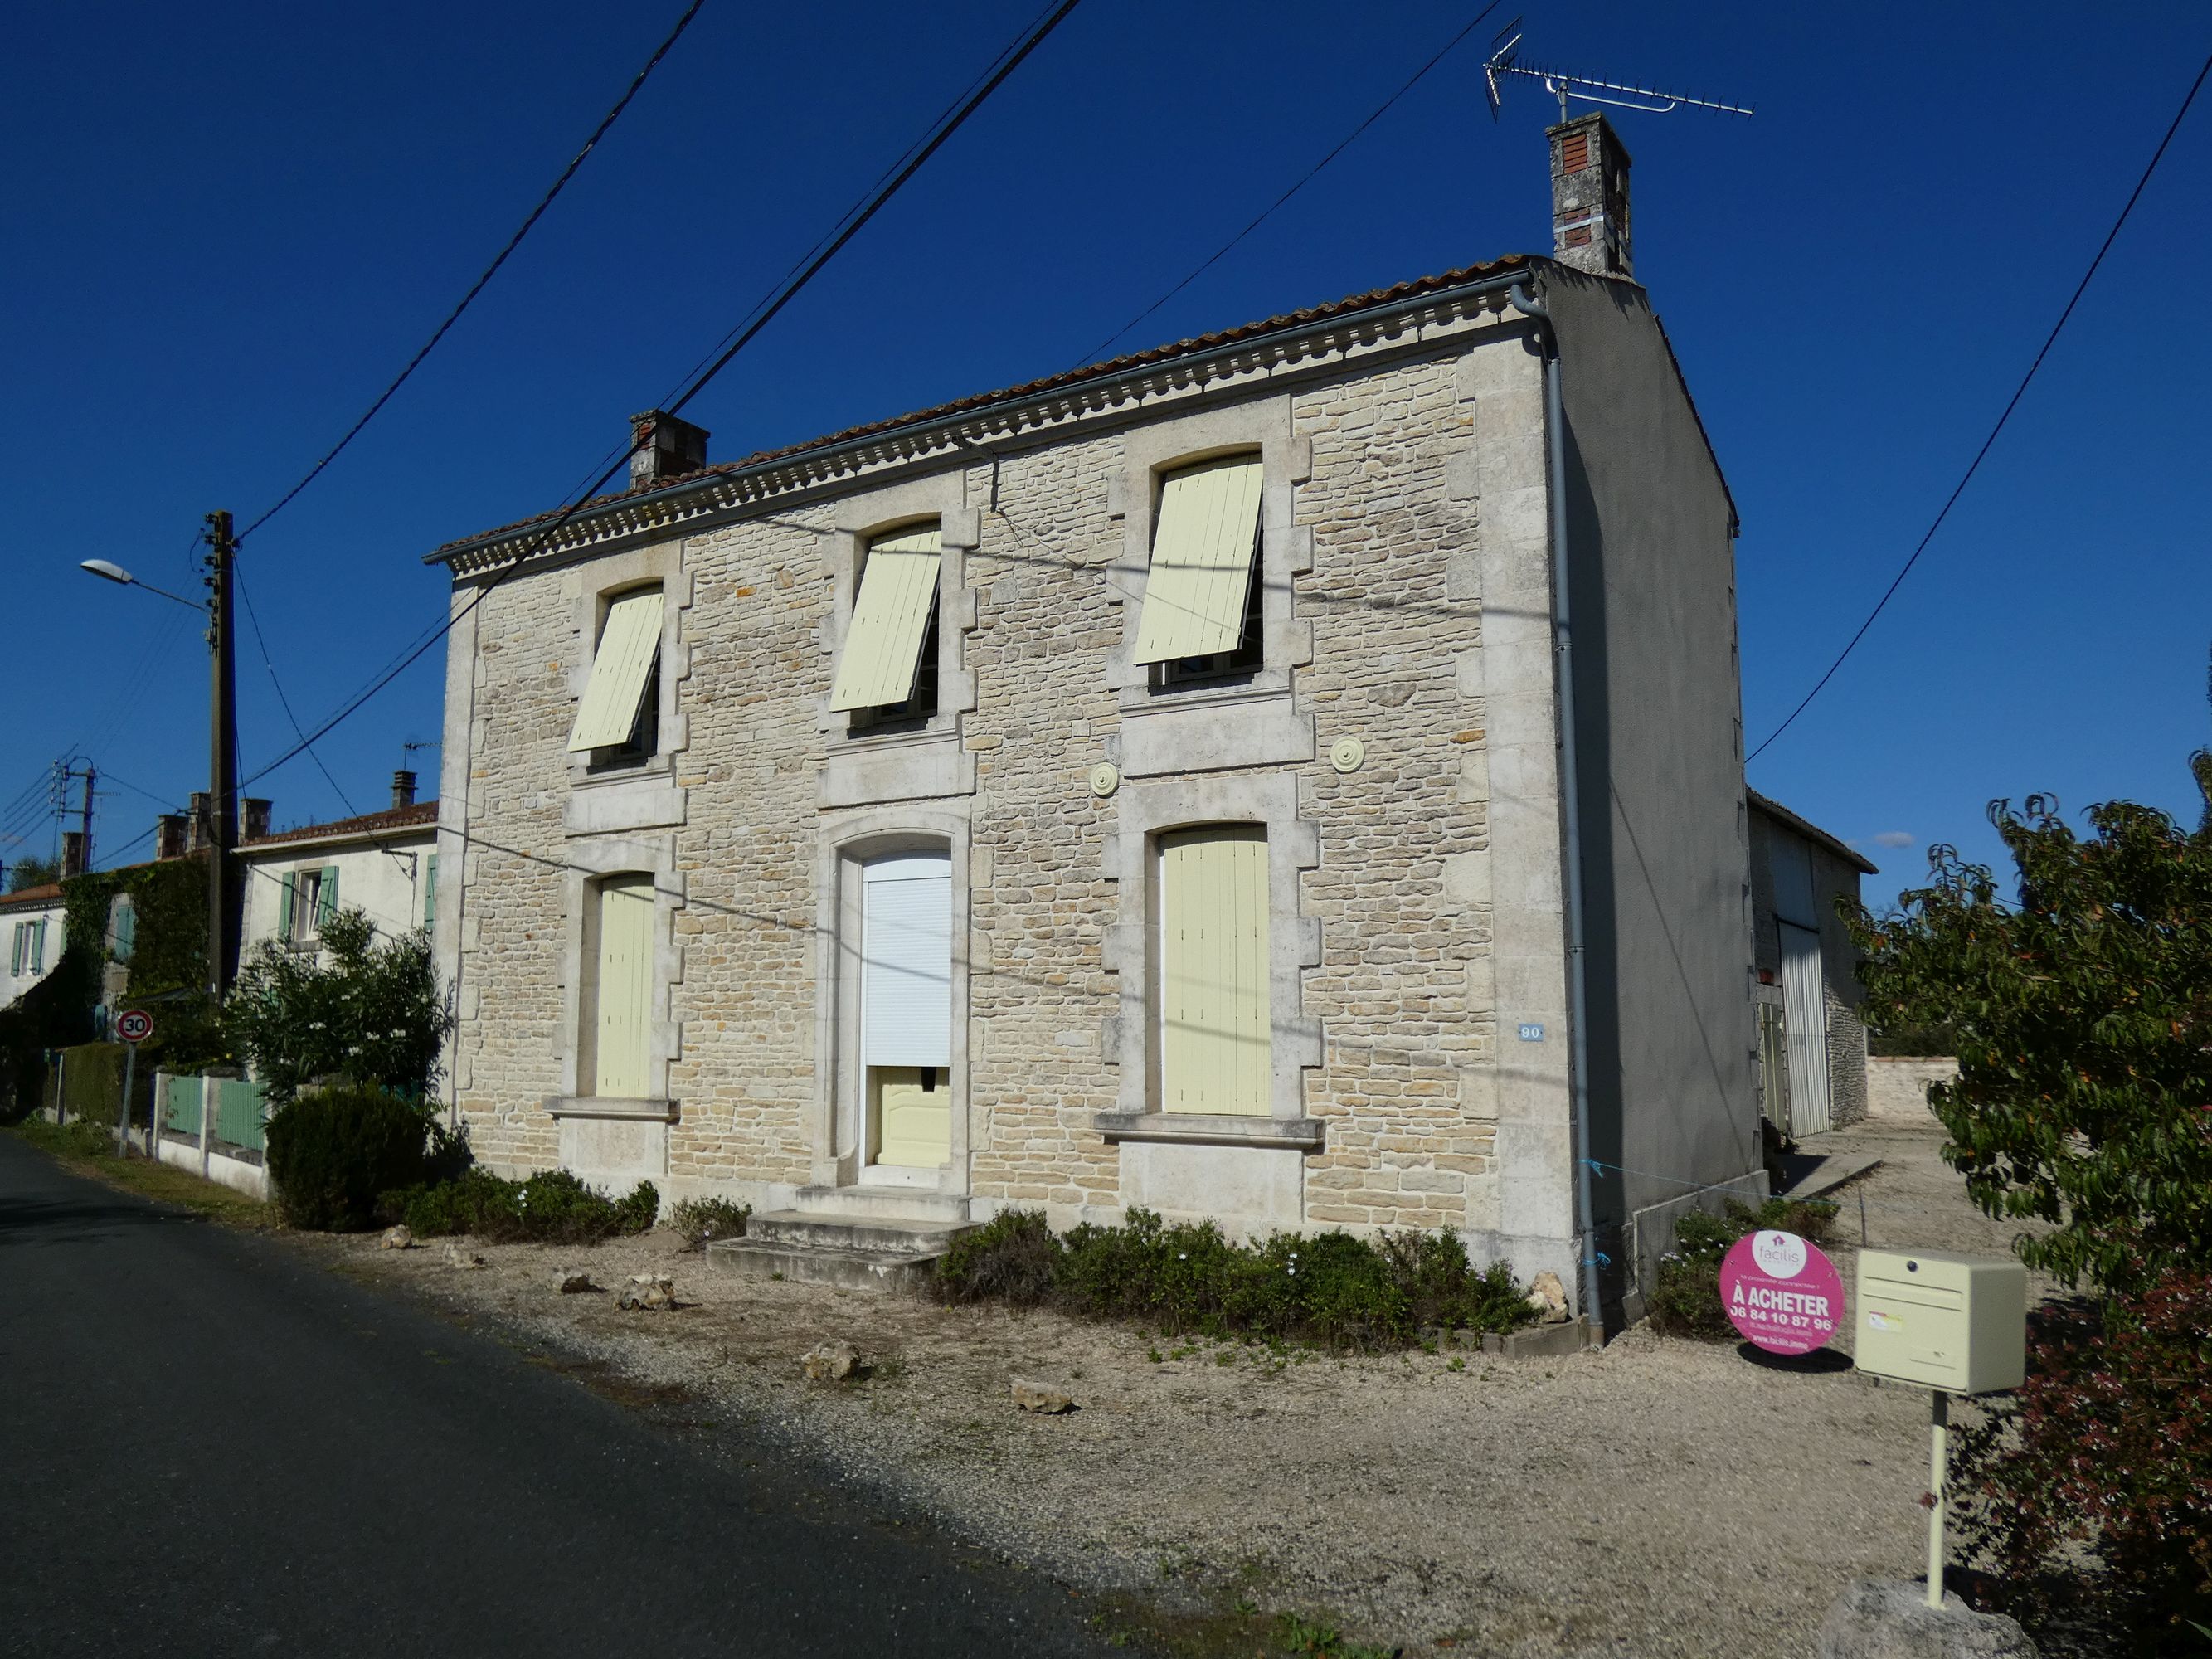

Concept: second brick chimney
[[1548, 112, 1632, 279], [391, 771, 417, 810], [626, 410, 710, 491]]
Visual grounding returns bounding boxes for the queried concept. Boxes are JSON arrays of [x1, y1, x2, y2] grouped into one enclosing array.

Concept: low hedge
[[393, 1168, 659, 1247], [1646, 1194, 1840, 1340], [931, 1208, 1537, 1350]]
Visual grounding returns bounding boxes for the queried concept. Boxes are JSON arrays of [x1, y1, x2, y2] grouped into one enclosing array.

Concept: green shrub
[[931, 1207, 1539, 1351], [1951, 1271, 2212, 1647], [265, 1086, 438, 1231], [668, 1195, 751, 1249], [396, 1167, 658, 1246], [1647, 1195, 1840, 1340]]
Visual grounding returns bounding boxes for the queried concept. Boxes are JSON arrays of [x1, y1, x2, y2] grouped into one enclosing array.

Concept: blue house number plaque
[[1518, 1022, 1545, 1043]]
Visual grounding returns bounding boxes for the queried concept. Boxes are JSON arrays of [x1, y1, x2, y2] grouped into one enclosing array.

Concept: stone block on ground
[[1525, 1269, 1570, 1322], [802, 1340, 860, 1382], [1816, 1579, 2039, 1658], [617, 1273, 675, 1311], [379, 1225, 414, 1251], [556, 1267, 597, 1294], [1010, 1379, 1075, 1414], [446, 1243, 485, 1270]]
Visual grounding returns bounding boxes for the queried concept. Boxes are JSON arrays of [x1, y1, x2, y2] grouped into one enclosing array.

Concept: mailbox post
[[1852, 1249, 2028, 1608]]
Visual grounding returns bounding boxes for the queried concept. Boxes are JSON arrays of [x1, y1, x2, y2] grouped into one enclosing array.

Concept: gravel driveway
[[329, 1110, 2038, 1658]]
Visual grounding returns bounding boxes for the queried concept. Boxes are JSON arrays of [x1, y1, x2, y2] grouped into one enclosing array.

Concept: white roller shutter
[[862, 853, 951, 1068]]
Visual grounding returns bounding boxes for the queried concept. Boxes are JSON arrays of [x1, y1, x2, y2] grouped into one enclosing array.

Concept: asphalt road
[[0, 1136, 1131, 1657]]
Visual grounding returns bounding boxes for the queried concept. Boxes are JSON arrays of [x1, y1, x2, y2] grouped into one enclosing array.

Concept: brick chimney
[[391, 771, 417, 810], [1548, 113, 1632, 278], [187, 792, 211, 854], [156, 814, 188, 860], [61, 831, 87, 879], [241, 798, 272, 841], [626, 410, 709, 491]]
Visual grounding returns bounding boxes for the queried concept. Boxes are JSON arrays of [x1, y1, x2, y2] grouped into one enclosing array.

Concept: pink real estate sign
[[1719, 1230, 1844, 1355]]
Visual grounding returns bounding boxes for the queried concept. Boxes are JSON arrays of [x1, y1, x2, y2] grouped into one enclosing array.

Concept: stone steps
[[703, 1207, 976, 1292]]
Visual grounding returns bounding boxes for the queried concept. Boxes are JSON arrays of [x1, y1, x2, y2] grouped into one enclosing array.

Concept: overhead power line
[[1747, 46, 2212, 765], [238, 0, 708, 542], [1070, 0, 1501, 370], [238, 0, 1084, 791]]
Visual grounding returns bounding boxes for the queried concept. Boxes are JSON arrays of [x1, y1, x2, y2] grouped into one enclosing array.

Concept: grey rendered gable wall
[[1543, 270, 1760, 1309]]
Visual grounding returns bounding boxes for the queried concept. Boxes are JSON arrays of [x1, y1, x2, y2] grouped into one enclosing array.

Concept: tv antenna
[[1483, 20, 1753, 124]]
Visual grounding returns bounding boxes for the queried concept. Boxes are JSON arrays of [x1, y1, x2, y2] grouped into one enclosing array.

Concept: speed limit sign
[[115, 1009, 154, 1044]]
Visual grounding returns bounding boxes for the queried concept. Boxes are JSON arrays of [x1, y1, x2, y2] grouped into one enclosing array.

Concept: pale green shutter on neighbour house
[[424, 854, 438, 930], [318, 866, 340, 928]]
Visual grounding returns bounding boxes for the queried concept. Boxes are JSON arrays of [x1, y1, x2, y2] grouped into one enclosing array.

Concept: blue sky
[[3, 1, 2207, 908]]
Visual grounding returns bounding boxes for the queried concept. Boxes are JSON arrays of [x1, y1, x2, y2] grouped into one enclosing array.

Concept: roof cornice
[[429, 258, 1544, 581]]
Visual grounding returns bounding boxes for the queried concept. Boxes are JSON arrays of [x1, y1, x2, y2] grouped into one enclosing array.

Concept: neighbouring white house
[[421, 112, 1764, 1329], [1748, 791, 1876, 1137], [2, 883, 68, 1007], [237, 775, 439, 961]]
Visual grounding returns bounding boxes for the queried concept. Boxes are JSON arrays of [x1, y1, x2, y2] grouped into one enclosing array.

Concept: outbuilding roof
[[1748, 791, 1879, 877], [0, 882, 64, 910]]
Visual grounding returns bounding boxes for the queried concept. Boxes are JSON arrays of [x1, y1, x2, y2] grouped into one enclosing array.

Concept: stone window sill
[[543, 1095, 678, 1122], [1093, 1112, 1324, 1152]]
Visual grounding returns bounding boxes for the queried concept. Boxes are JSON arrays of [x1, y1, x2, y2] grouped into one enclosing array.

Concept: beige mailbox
[[1855, 1249, 2027, 1394]]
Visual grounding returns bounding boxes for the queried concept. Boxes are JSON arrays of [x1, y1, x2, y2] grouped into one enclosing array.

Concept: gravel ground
[[320, 1112, 2048, 1659]]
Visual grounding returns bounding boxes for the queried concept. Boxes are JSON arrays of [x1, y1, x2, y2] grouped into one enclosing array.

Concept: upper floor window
[[280, 865, 338, 946], [10, 918, 46, 976], [831, 523, 941, 732], [568, 587, 664, 766], [1133, 456, 1264, 688], [107, 894, 136, 963]]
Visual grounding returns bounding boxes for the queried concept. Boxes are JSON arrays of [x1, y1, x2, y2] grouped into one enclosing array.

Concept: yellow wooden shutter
[[593, 875, 655, 1097], [1158, 826, 1270, 1115], [567, 591, 664, 752], [830, 526, 942, 711], [1131, 458, 1264, 665]]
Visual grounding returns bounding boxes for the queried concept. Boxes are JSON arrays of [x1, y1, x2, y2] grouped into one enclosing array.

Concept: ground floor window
[[861, 851, 951, 1169], [1157, 825, 1270, 1116], [591, 875, 655, 1098]]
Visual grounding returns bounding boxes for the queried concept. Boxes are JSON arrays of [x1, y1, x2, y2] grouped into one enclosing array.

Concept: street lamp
[[79, 513, 239, 1000]]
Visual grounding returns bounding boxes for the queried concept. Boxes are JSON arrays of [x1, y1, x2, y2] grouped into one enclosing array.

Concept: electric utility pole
[[205, 511, 239, 1000]]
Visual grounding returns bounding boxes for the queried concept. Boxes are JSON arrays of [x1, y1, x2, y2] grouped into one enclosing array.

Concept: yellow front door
[[594, 876, 654, 1098], [1158, 826, 1270, 1115], [872, 1067, 952, 1169]]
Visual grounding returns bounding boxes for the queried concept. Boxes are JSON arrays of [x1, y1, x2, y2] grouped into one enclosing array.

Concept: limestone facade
[[428, 256, 1742, 1291]]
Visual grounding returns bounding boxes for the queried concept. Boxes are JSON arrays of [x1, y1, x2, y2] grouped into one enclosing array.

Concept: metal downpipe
[[1508, 280, 1604, 1336]]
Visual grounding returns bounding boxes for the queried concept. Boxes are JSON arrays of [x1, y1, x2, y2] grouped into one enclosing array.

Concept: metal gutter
[[1508, 276, 1604, 1338]]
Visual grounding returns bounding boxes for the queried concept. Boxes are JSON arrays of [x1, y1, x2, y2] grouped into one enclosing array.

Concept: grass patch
[[933, 1207, 1537, 1352], [1647, 1195, 1840, 1340], [7, 1117, 277, 1228]]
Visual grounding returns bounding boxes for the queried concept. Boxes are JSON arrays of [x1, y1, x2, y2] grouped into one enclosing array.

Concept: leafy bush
[[1646, 1195, 1839, 1341], [1845, 757, 2212, 1297], [396, 1168, 658, 1246], [668, 1195, 751, 1250], [265, 1086, 440, 1231], [931, 1208, 1538, 1351], [1949, 1271, 2212, 1648], [226, 909, 452, 1108]]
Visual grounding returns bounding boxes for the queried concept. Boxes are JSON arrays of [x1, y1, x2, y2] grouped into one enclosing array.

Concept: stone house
[[1748, 791, 1875, 1136], [236, 776, 440, 963], [426, 114, 1757, 1322]]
